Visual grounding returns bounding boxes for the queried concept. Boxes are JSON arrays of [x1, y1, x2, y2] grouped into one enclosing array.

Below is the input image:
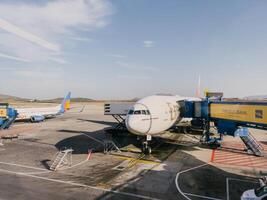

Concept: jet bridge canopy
[[184, 100, 267, 129]]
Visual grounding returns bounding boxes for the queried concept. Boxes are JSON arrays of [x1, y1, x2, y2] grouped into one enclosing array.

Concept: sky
[[0, 0, 267, 99]]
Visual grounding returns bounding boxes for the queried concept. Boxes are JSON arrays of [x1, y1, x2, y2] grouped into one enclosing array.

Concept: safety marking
[[211, 149, 215, 162], [112, 154, 160, 165], [20, 171, 51, 175], [184, 192, 222, 200], [0, 161, 47, 171], [226, 177, 258, 200], [64, 159, 88, 170], [211, 141, 267, 169], [0, 168, 160, 200], [175, 163, 222, 200], [87, 149, 92, 160]]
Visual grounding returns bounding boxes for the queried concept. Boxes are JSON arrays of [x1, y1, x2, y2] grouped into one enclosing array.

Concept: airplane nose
[[125, 105, 151, 135], [126, 116, 145, 134]]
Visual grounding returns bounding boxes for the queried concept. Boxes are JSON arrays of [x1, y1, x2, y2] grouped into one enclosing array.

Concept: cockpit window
[[128, 110, 134, 115], [134, 110, 141, 114], [130, 110, 150, 115]]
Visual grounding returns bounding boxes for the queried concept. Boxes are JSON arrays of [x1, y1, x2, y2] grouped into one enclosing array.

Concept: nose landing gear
[[141, 134, 152, 154], [142, 141, 152, 154]]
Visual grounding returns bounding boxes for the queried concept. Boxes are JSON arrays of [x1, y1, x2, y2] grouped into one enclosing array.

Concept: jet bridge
[[182, 96, 267, 156]]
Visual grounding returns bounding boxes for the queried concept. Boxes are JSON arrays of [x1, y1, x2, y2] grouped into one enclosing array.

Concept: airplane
[[123, 77, 202, 154], [125, 94, 201, 154], [15, 92, 71, 122]]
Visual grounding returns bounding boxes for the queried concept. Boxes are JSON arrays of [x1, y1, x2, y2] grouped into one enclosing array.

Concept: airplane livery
[[16, 92, 71, 122]]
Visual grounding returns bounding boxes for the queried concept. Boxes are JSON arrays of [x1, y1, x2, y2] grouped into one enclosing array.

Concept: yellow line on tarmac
[[112, 155, 160, 165]]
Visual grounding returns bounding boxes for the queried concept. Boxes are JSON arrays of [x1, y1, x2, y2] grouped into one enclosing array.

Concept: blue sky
[[0, 0, 267, 99]]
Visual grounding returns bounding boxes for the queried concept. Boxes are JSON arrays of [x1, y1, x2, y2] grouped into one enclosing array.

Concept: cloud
[[110, 54, 126, 58], [69, 36, 93, 43], [115, 61, 130, 67], [117, 74, 152, 80], [0, 0, 113, 62], [13, 66, 63, 80], [0, 52, 31, 62], [48, 57, 69, 64], [115, 61, 158, 71], [143, 40, 155, 48], [0, 18, 60, 52]]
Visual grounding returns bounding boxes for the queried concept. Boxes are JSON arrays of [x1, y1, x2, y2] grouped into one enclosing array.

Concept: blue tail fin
[[60, 92, 71, 113]]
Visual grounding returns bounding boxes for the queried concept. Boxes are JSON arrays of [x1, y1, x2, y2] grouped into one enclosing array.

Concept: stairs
[[50, 149, 73, 171], [0, 112, 17, 130], [103, 140, 121, 154], [240, 132, 264, 157]]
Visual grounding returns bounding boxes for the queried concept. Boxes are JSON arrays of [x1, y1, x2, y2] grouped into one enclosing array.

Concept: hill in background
[[0, 94, 28, 101], [0, 93, 137, 103]]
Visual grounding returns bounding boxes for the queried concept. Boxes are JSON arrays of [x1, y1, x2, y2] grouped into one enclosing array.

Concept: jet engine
[[30, 115, 45, 122]]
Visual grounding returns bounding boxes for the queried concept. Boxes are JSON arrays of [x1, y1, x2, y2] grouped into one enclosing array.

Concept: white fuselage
[[125, 95, 199, 136], [16, 105, 61, 120]]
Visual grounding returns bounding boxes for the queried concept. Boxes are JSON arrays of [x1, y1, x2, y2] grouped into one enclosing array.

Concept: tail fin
[[60, 92, 71, 113], [196, 75, 201, 98]]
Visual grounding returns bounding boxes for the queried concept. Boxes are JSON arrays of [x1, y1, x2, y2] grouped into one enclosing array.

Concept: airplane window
[[142, 110, 146, 115], [128, 110, 134, 115], [146, 110, 151, 115], [134, 110, 141, 114]]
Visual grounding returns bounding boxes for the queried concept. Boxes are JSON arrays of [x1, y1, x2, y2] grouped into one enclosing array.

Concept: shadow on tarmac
[[77, 119, 117, 127], [93, 151, 260, 200], [54, 128, 262, 200]]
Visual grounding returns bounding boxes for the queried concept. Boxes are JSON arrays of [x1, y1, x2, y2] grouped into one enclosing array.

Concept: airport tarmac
[[0, 102, 266, 200]]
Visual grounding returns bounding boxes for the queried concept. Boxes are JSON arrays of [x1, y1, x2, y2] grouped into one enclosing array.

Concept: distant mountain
[[0, 94, 27, 101], [39, 97, 94, 103], [244, 95, 267, 100], [0, 93, 137, 103]]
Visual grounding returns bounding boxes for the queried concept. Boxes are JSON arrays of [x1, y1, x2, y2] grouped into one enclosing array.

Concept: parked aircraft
[[16, 92, 71, 122], [125, 94, 200, 154]]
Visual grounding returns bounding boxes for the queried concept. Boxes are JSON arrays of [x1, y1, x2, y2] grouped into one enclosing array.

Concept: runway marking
[[0, 161, 47, 171], [20, 171, 51, 175], [0, 168, 160, 200], [24, 155, 90, 174], [175, 163, 221, 200], [226, 177, 258, 200], [184, 192, 222, 200], [63, 159, 88, 170], [113, 155, 160, 165]]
